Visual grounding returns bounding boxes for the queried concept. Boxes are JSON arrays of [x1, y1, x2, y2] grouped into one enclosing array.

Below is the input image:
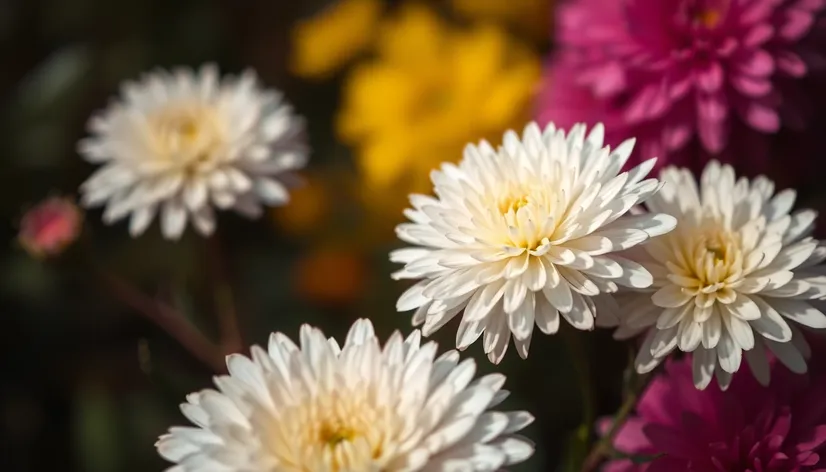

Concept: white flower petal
[[157, 319, 534, 470], [78, 65, 308, 240]]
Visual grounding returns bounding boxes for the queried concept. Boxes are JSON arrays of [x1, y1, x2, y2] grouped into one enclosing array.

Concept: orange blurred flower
[[271, 173, 331, 236], [294, 247, 368, 306]]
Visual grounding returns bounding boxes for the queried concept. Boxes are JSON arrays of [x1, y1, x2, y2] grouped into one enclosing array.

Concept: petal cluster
[[613, 161, 826, 389], [393, 121, 676, 363], [156, 319, 534, 471], [79, 64, 308, 239], [603, 355, 826, 471], [539, 0, 824, 165]]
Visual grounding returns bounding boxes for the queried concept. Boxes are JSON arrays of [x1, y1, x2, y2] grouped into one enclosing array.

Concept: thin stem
[[206, 234, 244, 355], [96, 267, 226, 373], [580, 357, 651, 472]]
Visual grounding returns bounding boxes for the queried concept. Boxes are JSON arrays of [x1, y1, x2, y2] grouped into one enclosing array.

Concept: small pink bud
[[18, 197, 83, 258]]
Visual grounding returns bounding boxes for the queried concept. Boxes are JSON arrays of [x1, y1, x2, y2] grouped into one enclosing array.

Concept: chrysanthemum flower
[[156, 319, 535, 471], [338, 4, 540, 213], [18, 196, 83, 258], [611, 161, 826, 389], [539, 0, 824, 166], [601, 355, 826, 471], [79, 64, 308, 240], [392, 121, 676, 363]]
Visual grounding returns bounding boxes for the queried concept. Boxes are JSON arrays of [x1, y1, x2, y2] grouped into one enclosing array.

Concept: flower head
[[79, 64, 308, 240], [603, 355, 826, 471], [539, 0, 824, 166], [612, 161, 826, 389], [18, 196, 83, 258], [290, 0, 383, 79], [156, 319, 535, 471], [338, 4, 540, 211], [392, 121, 676, 363]]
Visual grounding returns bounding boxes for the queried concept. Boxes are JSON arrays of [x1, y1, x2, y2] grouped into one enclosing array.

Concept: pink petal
[[737, 49, 775, 77], [795, 424, 826, 452], [776, 51, 808, 77], [741, 101, 780, 132], [697, 95, 729, 153], [697, 62, 724, 92], [743, 24, 774, 47], [624, 84, 671, 123], [740, 0, 774, 25], [778, 9, 816, 41], [731, 74, 773, 97], [662, 123, 693, 150]]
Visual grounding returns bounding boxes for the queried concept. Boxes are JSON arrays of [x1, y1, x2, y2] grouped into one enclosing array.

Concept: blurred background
[[1, 0, 825, 470]]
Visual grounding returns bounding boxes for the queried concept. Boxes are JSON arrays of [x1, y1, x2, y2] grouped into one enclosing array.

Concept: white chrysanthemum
[[612, 161, 826, 390], [78, 64, 308, 239], [156, 319, 535, 472], [391, 122, 676, 363]]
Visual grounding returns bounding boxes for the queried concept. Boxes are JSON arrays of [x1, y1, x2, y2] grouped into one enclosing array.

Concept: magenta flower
[[539, 0, 824, 170], [602, 354, 826, 471], [18, 196, 83, 258]]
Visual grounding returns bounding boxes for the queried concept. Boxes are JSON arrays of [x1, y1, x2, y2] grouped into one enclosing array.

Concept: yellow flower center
[[492, 185, 555, 251], [499, 194, 531, 215], [266, 389, 398, 471], [654, 223, 744, 298], [696, 9, 721, 28], [149, 103, 225, 169], [319, 424, 357, 447]]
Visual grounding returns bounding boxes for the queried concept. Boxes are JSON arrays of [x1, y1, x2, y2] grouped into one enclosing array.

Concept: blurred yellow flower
[[450, 0, 552, 41], [290, 0, 383, 79], [338, 4, 541, 213]]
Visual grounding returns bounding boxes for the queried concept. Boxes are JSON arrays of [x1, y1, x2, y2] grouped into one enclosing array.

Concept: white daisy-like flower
[[156, 319, 535, 471], [611, 161, 826, 390], [78, 64, 308, 239], [391, 121, 676, 363]]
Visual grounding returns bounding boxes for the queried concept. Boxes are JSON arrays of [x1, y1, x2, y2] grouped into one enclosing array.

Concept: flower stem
[[206, 233, 244, 355], [580, 353, 651, 472], [96, 267, 226, 373]]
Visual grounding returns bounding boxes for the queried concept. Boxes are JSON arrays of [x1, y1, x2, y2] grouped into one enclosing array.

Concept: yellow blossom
[[450, 0, 552, 41], [337, 4, 541, 214], [290, 0, 383, 79]]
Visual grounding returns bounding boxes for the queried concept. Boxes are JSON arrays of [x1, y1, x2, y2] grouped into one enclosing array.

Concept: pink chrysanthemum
[[539, 0, 824, 170], [602, 353, 826, 471]]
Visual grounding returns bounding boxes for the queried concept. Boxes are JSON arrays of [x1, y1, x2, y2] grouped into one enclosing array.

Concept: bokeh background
[[2, 0, 825, 470]]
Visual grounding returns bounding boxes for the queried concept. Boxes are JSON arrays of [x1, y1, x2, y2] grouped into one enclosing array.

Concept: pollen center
[[267, 390, 399, 472], [499, 194, 531, 215], [658, 223, 744, 295], [319, 423, 358, 447], [150, 103, 225, 168], [696, 9, 721, 28]]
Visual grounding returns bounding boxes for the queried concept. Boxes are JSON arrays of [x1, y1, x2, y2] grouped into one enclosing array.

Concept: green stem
[[206, 233, 244, 355], [580, 352, 651, 472]]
